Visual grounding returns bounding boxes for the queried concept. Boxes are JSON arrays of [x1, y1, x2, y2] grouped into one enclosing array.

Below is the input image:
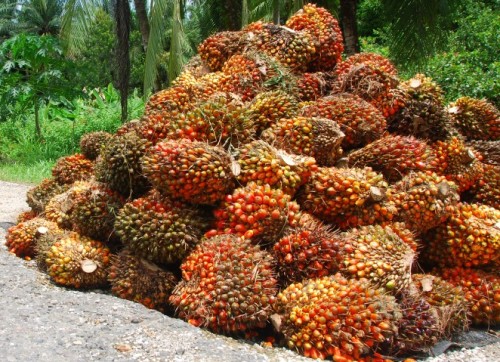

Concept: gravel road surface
[[0, 180, 498, 362]]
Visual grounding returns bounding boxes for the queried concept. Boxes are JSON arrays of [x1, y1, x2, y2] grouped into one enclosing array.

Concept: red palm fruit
[[388, 172, 460, 233], [198, 31, 246, 71], [448, 97, 500, 141], [296, 72, 332, 101], [423, 203, 500, 268], [411, 274, 470, 337], [467, 164, 500, 209], [114, 189, 210, 265], [385, 222, 420, 252], [16, 210, 37, 223], [166, 92, 255, 148], [272, 215, 343, 284], [432, 136, 484, 192], [246, 90, 299, 133], [274, 274, 400, 360], [436, 267, 500, 326], [142, 139, 235, 205], [135, 113, 172, 145], [208, 182, 299, 245], [236, 140, 317, 196], [143, 85, 198, 118], [219, 54, 268, 101], [52, 153, 94, 184], [296, 166, 393, 227], [36, 231, 110, 289], [336, 52, 397, 77], [467, 140, 500, 166], [261, 116, 344, 167], [79, 131, 112, 160], [347, 135, 440, 182], [248, 23, 317, 72], [6, 217, 62, 258], [300, 94, 387, 150], [170, 235, 277, 334], [26, 177, 70, 214], [286, 3, 344, 71], [340, 224, 415, 293], [388, 74, 457, 142], [108, 250, 178, 313]]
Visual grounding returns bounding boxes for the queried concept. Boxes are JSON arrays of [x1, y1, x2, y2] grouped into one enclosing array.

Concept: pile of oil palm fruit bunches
[[6, 4, 499, 361]]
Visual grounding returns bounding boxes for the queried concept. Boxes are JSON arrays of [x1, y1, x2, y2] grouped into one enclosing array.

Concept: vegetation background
[[0, 0, 498, 184]]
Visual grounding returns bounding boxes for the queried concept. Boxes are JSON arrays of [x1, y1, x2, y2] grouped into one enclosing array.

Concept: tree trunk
[[115, 0, 131, 123], [133, 0, 150, 50], [340, 0, 360, 55], [224, 0, 240, 30], [34, 99, 42, 140], [241, 0, 249, 28], [273, 0, 280, 25]]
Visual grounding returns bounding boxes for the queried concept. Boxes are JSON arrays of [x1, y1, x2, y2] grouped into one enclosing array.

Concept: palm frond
[[60, 0, 100, 56], [168, 0, 185, 85]]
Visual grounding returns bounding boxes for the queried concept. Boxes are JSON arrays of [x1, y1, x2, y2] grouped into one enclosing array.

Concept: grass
[[0, 160, 52, 185]]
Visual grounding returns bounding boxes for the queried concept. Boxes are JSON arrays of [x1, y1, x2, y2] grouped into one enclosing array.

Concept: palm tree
[[0, 0, 20, 40], [19, 0, 64, 36]]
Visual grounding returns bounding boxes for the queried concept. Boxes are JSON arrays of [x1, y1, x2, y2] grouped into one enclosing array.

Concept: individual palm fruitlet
[[169, 235, 277, 334]]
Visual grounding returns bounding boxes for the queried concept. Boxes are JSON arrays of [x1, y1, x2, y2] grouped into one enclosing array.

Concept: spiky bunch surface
[[142, 139, 235, 205], [297, 166, 393, 228], [347, 135, 439, 182], [26, 178, 70, 214], [448, 97, 500, 140], [114, 190, 210, 265], [286, 3, 344, 71], [209, 182, 298, 244], [300, 94, 387, 149], [467, 163, 500, 209], [236, 140, 317, 196], [79, 131, 112, 160], [296, 72, 330, 101], [246, 90, 299, 133], [436, 267, 499, 326], [52, 153, 94, 185], [275, 273, 400, 360], [95, 131, 151, 198], [5, 218, 61, 258], [261, 116, 344, 166], [37, 231, 110, 289], [272, 216, 343, 284], [108, 250, 178, 313], [424, 203, 499, 268], [170, 235, 277, 334], [336, 52, 397, 77], [389, 172, 460, 233], [340, 224, 415, 293], [411, 274, 469, 336], [144, 85, 198, 118], [467, 140, 500, 166]]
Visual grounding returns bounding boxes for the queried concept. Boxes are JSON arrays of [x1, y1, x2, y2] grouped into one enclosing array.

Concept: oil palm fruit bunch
[[296, 72, 331, 101], [94, 131, 151, 198], [5, 218, 62, 258], [300, 94, 387, 150], [274, 273, 401, 360], [388, 74, 456, 142], [16, 210, 37, 223], [166, 93, 255, 148], [142, 139, 235, 205], [235, 140, 317, 196], [466, 164, 500, 209], [246, 90, 299, 134], [296, 166, 393, 228], [423, 203, 500, 268], [79, 131, 112, 160], [388, 172, 460, 233], [114, 189, 210, 265], [347, 135, 440, 182], [436, 267, 499, 326], [108, 250, 178, 313], [448, 97, 499, 141], [61, 180, 125, 241], [209, 182, 299, 245], [340, 224, 415, 293], [135, 114, 173, 145], [169, 235, 277, 334], [336, 52, 398, 77], [467, 140, 500, 166], [51, 153, 94, 185], [26, 178, 70, 214], [143, 85, 198, 118], [198, 31, 246, 71], [36, 231, 110, 289], [411, 274, 469, 336], [261, 116, 344, 167], [272, 216, 343, 284], [432, 136, 484, 192], [286, 3, 344, 71]]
